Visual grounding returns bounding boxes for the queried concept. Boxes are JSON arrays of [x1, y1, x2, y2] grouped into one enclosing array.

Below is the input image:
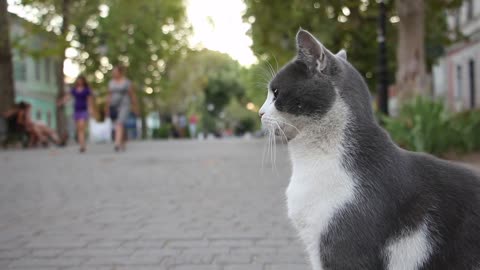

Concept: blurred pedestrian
[[171, 114, 179, 138], [189, 113, 198, 139], [105, 65, 139, 152], [178, 113, 187, 138], [58, 75, 93, 152]]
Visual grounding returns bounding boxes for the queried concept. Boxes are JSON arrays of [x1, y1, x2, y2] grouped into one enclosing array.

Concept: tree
[[395, 0, 463, 100], [0, 0, 16, 113], [244, 0, 397, 92], [244, 0, 463, 102], [166, 49, 246, 133], [17, 0, 101, 134], [13, 0, 192, 138], [74, 0, 190, 138], [55, 0, 70, 135], [166, 49, 242, 112]]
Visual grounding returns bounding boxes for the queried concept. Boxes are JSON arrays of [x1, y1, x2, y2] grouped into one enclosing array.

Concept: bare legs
[[76, 119, 86, 152], [114, 123, 126, 151], [30, 124, 65, 146]]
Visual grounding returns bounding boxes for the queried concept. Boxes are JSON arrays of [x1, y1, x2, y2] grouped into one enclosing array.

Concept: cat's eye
[[272, 88, 279, 99]]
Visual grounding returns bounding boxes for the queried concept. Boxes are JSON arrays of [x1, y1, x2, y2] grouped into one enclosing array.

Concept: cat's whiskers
[[262, 118, 291, 172], [272, 55, 279, 74], [272, 116, 301, 134], [265, 61, 276, 81], [261, 128, 268, 171], [268, 128, 274, 171], [259, 64, 274, 83], [275, 122, 290, 143], [262, 119, 276, 170], [262, 116, 301, 136], [264, 118, 289, 143], [271, 128, 276, 171]]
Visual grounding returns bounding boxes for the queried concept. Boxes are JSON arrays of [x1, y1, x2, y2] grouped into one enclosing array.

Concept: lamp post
[[377, 0, 389, 115]]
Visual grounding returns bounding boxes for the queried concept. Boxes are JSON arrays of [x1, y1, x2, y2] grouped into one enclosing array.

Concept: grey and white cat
[[259, 29, 480, 270]]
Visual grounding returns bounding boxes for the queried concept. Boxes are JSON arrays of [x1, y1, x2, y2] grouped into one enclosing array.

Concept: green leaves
[[382, 96, 480, 156], [244, 0, 397, 91], [244, 0, 463, 93]]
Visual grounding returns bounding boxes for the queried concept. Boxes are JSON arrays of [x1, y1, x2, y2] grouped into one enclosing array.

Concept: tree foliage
[[13, 0, 190, 136], [244, 0, 396, 91], [75, 0, 190, 95], [166, 50, 244, 112], [244, 0, 463, 94], [14, 0, 103, 132], [166, 49, 247, 133]]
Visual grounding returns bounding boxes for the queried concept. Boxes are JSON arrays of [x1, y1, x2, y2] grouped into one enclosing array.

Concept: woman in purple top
[[58, 75, 93, 152]]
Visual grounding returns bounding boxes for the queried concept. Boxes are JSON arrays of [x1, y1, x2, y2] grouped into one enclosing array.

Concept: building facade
[[10, 15, 72, 129], [433, 0, 480, 111]]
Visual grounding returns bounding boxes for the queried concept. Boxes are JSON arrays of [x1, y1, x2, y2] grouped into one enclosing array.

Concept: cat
[[259, 29, 480, 270]]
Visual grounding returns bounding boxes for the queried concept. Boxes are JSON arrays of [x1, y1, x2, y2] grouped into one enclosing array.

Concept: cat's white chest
[[286, 153, 356, 270]]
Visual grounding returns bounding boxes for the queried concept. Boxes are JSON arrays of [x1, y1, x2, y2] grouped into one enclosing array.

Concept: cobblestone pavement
[[0, 139, 310, 270]]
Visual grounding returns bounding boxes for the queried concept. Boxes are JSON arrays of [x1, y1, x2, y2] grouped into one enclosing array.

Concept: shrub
[[449, 110, 480, 152], [383, 97, 480, 156], [382, 97, 452, 155], [152, 124, 171, 139], [234, 117, 257, 135]]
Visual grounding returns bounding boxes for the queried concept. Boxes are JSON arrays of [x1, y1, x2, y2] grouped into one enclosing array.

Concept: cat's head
[[259, 29, 373, 142]]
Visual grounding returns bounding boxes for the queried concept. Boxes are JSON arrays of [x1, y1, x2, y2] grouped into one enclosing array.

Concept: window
[[467, 0, 474, 21], [455, 9, 461, 30], [456, 64, 463, 100], [35, 59, 41, 81], [47, 111, 52, 127], [13, 56, 27, 81], [45, 58, 50, 84], [36, 109, 42, 121], [469, 59, 476, 108], [51, 60, 57, 84]]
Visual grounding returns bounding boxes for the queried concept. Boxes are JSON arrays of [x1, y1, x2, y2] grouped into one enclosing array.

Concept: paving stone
[[266, 263, 311, 270], [213, 254, 252, 264], [26, 238, 87, 249], [170, 265, 220, 270], [209, 240, 253, 247], [62, 247, 135, 257], [0, 140, 307, 270], [224, 264, 264, 270], [0, 249, 30, 259], [8, 257, 84, 268], [166, 240, 209, 248], [31, 249, 64, 258], [83, 255, 161, 266]]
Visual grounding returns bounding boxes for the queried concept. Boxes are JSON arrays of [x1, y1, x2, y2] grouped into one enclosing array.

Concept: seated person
[[2, 102, 30, 144], [9, 102, 66, 147]]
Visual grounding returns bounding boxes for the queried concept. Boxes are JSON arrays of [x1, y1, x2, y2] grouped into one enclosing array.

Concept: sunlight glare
[[186, 0, 257, 66]]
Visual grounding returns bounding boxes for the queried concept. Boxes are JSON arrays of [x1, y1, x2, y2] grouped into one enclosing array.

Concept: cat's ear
[[296, 29, 327, 72], [336, 49, 347, 60]]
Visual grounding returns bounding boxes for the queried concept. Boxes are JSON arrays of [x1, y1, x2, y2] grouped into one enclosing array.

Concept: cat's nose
[[259, 112, 264, 118]]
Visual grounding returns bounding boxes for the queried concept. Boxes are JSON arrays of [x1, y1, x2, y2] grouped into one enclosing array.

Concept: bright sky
[[186, 0, 257, 66]]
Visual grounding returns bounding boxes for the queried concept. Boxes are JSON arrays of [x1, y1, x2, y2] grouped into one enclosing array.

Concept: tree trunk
[[0, 0, 16, 113], [55, 0, 70, 135], [138, 91, 147, 139], [395, 0, 428, 102]]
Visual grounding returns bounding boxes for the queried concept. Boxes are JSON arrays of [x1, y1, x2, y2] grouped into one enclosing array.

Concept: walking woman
[[105, 65, 139, 152], [58, 75, 93, 152]]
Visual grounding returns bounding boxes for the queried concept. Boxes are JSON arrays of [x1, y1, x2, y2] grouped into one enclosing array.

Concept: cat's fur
[[259, 29, 480, 270]]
